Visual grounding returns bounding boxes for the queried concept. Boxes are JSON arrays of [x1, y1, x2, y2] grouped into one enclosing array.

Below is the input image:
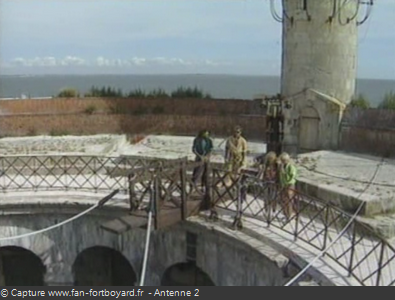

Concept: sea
[[0, 74, 394, 107]]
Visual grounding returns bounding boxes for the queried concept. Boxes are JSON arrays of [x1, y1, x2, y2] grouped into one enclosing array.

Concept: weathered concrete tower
[[270, 0, 374, 153]]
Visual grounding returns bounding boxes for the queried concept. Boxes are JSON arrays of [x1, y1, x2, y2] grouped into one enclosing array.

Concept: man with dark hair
[[191, 129, 213, 190]]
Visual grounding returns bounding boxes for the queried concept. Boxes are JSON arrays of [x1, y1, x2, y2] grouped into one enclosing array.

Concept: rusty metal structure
[[1, 155, 395, 286], [260, 94, 288, 155]]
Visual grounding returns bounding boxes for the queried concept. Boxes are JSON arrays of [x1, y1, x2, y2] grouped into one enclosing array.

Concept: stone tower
[[270, 0, 374, 153]]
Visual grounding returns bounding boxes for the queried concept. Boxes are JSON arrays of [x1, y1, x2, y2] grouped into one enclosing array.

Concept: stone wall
[[0, 97, 262, 116], [340, 127, 395, 158], [0, 206, 289, 286], [0, 113, 266, 140], [340, 108, 395, 157], [0, 97, 266, 140]]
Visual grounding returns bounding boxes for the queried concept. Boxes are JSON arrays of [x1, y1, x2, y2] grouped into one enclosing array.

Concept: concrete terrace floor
[[296, 151, 395, 215], [0, 134, 266, 163]]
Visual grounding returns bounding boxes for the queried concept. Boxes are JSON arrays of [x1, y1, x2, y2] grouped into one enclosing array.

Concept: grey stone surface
[[0, 198, 291, 286], [280, 1, 360, 154], [356, 213, 395, 240], [0, 135, 125, 156], [295, 151, 395, 216], [282, 89, 346, 154], [281, 1, 358, 105]]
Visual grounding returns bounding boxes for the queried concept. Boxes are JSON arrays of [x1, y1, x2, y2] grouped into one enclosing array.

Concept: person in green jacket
[[278, 152, 297, 219]]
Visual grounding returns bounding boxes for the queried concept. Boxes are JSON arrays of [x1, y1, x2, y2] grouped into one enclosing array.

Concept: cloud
[[60, 56, 86, 66], [11, 56, 87, 67], [6, 56, 231, 69]]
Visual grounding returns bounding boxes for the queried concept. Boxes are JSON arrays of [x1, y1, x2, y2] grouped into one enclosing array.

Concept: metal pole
[[232, 178, 243, 230], [293, 193, 299, 241], [180, 160, 187, 220], [348, 223, 357, 277], [376, 242, 386, 286], [322, 206, 330, 253], [203, 161, 211, 211]]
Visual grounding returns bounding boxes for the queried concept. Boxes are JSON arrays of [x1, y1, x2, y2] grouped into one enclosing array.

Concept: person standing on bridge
[[224, 126, 248, 186], [278, 152, 297, 219], [258, 151, 279, 213], [191, 129, 213, 191], [258, 151, 278, 182]]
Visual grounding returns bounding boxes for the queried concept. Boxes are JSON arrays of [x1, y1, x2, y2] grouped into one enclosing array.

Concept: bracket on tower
[[270, 0, 373, 26], [357, 0, 374, 26], [270, 0, 294, 24]]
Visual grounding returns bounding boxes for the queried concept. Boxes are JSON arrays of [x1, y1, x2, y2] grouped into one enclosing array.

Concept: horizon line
[[1, 73, 394, 81]]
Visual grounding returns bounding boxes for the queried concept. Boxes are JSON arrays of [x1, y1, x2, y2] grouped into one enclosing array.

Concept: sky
[[0, 0, 394, 79]]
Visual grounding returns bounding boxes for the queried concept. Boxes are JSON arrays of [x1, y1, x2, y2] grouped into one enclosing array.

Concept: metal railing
[[0, 155, 190, 194], [208, 168, 395, 286], [127, 158, 211, 229], [0, 155, 209, 228], [1, 155, 395, 286]]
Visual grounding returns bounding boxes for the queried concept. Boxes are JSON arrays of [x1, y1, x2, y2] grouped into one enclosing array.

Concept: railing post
[[232, 177, 243, 230], [322, 205, 330, 253], [266, 183, 277, 228], [209, 168, 218, 221], [180, 160, 187, 220], [63, 156, 69, 191], [93, 157, 98, 193], [33, 156, 37, 191], [0, 157, 4, 192], [153, 174, 160, 230], [348, 222, 357, 277], [128, 174, 138, 212], [293, 193, 300, 241], [203, 161, 211, 211], [265, 184, 271, 228], [376, 242, 386, 286]]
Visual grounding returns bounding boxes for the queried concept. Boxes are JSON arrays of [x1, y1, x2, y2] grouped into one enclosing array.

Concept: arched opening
[[161, 262, 215, 286], [299, 106, 320, 152], [0, 246, 45, 286], [73, 246, 136, 286]]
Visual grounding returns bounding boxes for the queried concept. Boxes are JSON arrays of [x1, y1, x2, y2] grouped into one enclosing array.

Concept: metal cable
[[283, 157, 384, 286], [270, 0, 283, 22], [0, 190, 120, 241], [298, 161, 395, 188], [139, 210, 153, 286], [358, 2, 374, 44], [357, 0, 374, 26], [139, 183, 155, 286]]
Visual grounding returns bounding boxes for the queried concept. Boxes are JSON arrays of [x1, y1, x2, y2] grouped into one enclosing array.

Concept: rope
[[297, 162, 395, 188], [0, 203, 99, 242], [139, 184, 155, 286], [0, 190, 119, 242], [283, 158, 384, 286], [139, 209, 153, 286]]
